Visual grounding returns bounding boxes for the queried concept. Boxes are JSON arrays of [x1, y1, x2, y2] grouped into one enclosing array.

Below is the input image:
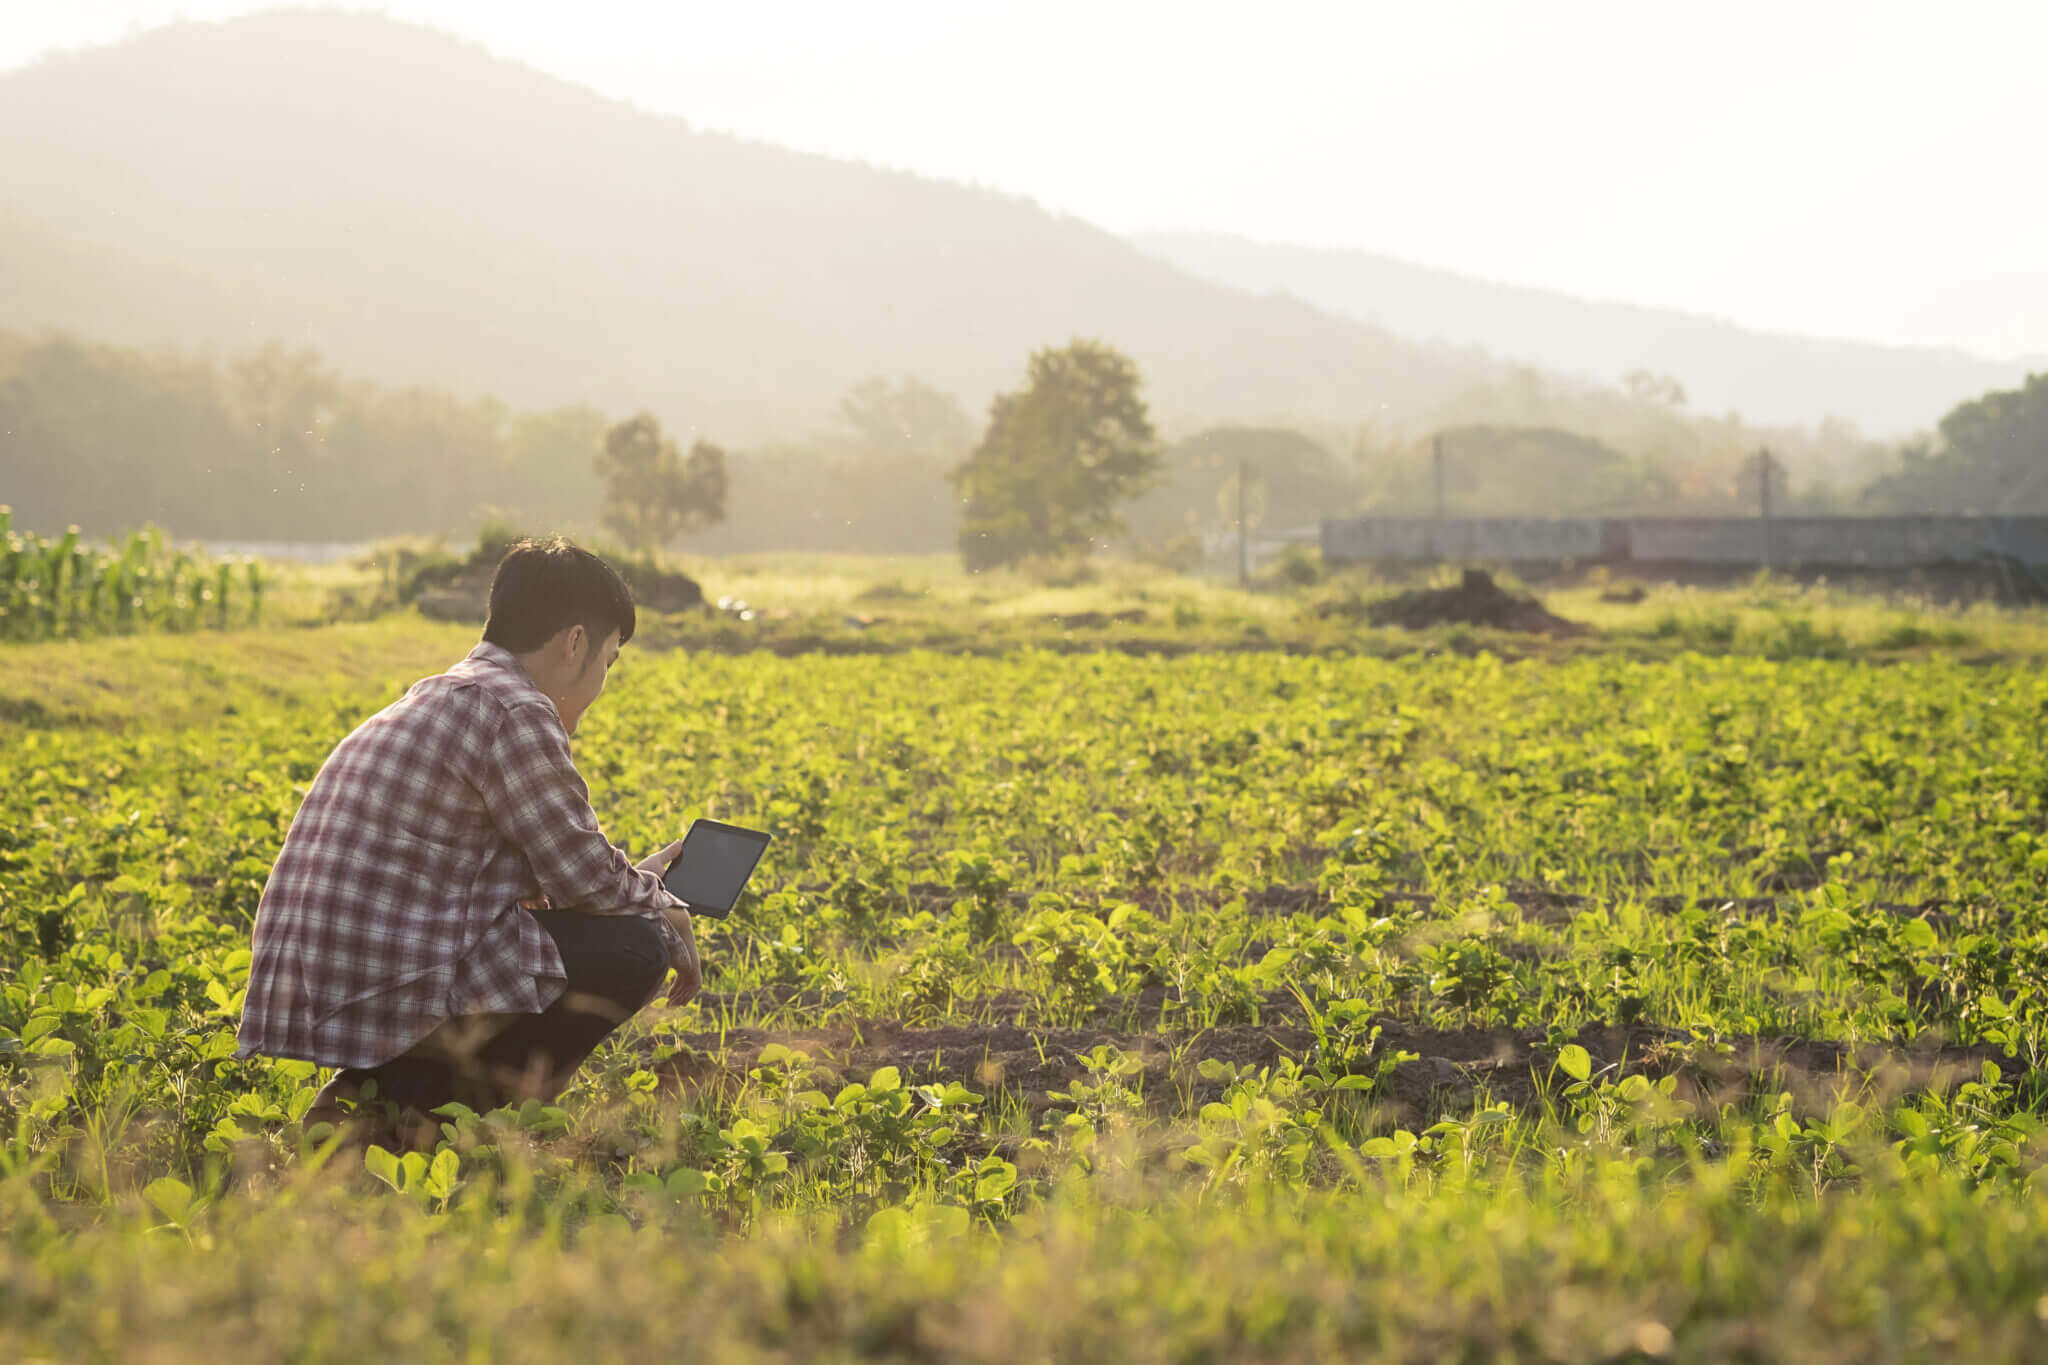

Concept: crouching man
[[237, 537, 700, 1143]]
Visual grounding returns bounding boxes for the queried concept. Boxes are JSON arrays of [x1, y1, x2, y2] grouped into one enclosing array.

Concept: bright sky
[[10, 1, 2045, 359]]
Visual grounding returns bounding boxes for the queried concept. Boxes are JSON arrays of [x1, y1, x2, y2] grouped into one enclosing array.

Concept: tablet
[[660, 818, 772, 918]]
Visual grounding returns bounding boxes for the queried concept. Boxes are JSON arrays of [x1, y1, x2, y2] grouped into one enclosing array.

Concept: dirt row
[[640, 1006, 2025, 1127]]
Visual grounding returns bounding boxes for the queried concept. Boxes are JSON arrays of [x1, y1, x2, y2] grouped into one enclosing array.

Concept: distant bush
[[1648, 609, 1739, 648], [1268, 544, 1323, 587], [1761, 613, 1850, 660], [855, 580, 930, 604], [1132, 533, 1206, 575], [1014, 556, 1100, 588], [1871, 619, 1977, 651]]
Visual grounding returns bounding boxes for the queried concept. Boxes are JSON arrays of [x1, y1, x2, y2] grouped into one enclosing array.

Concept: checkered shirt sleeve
[[474, 698, 684, 926]]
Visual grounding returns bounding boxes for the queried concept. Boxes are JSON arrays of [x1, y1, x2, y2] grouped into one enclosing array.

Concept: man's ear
[[558, 622, 588, 666]]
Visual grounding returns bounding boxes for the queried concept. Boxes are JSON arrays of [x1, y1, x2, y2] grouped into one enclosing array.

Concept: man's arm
[[473, 699, 686, 950]]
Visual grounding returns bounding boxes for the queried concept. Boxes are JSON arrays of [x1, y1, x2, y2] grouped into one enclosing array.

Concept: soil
[[1350, 570, 1584, 635], [1042, 609, 1148, 629], [1517, 557, 2048, 607], [637, 1006, 2022, 1131], [639, 866, 1995, 1131]]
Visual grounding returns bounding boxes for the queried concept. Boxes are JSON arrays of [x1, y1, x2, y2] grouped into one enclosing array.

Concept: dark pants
[[329, 908, 669, 1118]]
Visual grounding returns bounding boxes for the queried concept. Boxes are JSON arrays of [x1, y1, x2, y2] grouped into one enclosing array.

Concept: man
[[237, 537, 700, 1142]]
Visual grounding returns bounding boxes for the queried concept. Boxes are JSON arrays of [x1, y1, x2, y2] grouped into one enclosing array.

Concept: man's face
[[552, 626, 623, 737]]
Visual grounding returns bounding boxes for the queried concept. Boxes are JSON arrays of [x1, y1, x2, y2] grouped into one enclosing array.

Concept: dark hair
[[481, 538, 635, 654]]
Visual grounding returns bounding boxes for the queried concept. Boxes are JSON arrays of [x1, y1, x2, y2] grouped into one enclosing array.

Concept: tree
[[1124, 426, 1355, 544], [1860, 371, 2048, 512], [951, 340, 1160, 570], [834, 376, 975, 464], [593, 412, 728, 552], [1623, 370, 1689, 408]]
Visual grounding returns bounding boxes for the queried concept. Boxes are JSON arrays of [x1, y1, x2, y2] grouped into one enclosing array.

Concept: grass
[[0, 616, 470, 730], [11, 1163, 2048, 1361]]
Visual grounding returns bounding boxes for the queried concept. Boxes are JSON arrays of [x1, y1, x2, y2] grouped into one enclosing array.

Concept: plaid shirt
[[237, 641, 683, 1070]]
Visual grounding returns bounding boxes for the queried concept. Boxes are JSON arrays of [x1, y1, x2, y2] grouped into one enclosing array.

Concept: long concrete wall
[[1322, 516, 2048, 567], [1322, 518, 1621, 563]]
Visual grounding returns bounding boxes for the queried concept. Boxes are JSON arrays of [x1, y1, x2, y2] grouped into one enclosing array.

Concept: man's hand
[[635, 840, 684, 878], [660, 904, 701, 1007], [635, 840, 702, 1007]]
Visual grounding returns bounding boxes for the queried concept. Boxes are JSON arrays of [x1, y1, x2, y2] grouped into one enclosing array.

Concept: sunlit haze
[[10, 0, 2043, 361]]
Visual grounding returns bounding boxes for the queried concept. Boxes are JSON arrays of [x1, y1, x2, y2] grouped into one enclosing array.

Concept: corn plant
[[0, 509, 263, 641]]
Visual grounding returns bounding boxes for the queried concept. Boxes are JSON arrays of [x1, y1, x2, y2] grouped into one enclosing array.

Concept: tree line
[[0, 330, 603, 542], [6, 324, 2045, 568]]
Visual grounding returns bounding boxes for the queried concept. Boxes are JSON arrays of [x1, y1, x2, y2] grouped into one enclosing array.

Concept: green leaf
[[1827, 1102, 1865, 1140], [364, 1144, 402, 1191], [143, 1176, 194, 1225], [425, 1148, 460, 1199], [868, 1065, 901, 1092], [664, 1167, 709, 1197], [1556, 1044, 1592, 1082], [1898, 917, 1938, 951]]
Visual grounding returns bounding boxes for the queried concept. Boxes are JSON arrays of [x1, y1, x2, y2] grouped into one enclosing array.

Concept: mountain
[[1132, 232, 2041, 436], [0, 10, 1495, 444]]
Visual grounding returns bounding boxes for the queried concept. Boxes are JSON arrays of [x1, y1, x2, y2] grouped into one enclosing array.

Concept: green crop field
[[8, 585, 2048, 1361]]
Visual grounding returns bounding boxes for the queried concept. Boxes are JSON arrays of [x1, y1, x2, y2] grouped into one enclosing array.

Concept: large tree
[[593, 413, 728, 552], [1861, 371, 2048, 512], [951, 339, 1160, 571]]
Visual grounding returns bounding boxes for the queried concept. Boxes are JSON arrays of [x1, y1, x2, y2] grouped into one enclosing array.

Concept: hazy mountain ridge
[[0, 9, 1497, 443], [1133, 232, 2041, 436]]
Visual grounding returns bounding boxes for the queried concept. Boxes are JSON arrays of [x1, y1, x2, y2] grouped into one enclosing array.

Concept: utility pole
[[1755, 447, 1775, 571], [1237, 456, 1250, 589], [1430, 432, 1446, 561]]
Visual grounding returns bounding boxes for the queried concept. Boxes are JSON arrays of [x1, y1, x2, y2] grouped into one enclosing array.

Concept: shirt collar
[[464, 641, 549, 703], [467, 640, 519, 670]]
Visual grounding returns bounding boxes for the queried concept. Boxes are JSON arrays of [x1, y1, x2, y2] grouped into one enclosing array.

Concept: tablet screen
[[661, 819, 771, 917]]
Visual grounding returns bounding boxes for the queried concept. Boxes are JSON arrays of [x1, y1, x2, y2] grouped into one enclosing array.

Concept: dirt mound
[[1363, 569, 1583, 635], [413, 557, 703, 623]]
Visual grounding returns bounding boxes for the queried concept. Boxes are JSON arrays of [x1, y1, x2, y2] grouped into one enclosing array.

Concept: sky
[[8, 1, 2044, 360]]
